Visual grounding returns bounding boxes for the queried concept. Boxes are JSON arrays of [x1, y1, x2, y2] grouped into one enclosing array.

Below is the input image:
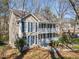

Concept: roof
[[34, 13, 57, 23], [10, 9, 57, 23], [10, 9, 29, 18]]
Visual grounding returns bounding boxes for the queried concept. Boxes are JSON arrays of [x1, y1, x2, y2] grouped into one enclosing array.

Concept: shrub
[[72, 45, 79, 49], [15, 38, 27, 53], [0, 34, 9, 41], [72, 38, 79, 44], [59, 32, 73, 45], [49, 40, 60, 47]]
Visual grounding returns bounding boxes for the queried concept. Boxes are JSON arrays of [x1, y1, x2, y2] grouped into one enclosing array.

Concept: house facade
[[9, 9, 58, 48], [9, 9, 79, 48]]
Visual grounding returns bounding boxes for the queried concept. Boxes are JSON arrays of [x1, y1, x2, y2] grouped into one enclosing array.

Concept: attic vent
[[17, 20, 20, 24]]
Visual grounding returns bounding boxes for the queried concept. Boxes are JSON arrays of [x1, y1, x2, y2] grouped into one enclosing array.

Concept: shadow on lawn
[[15, 48, 29, 59], [50, 48, 64, 59]]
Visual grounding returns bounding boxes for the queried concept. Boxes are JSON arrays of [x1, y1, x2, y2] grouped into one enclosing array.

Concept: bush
[[59, 32, 73, 45], [15, 38, 27, 53], [72, 45, 79, 49], [49, 40, 60, 47], [0, 34, 9, 41], [72, 38, 79, 44]]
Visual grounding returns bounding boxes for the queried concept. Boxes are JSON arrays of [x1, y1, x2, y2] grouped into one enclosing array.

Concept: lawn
[[72, 45, 79, 50], [0, 45, 5, 49], [0, 45, 5, 58]]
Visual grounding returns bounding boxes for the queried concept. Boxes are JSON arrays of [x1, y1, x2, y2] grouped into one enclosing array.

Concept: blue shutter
[[21, 18, 25, 32], [28, 36, 29, 46], [28, 22, 30, 32], [31, 22, 33, 32], [29, 22, 31, 32], [29, 36, 31, 46], [36, 23, 37, 32], [36, 35, 37, 44]]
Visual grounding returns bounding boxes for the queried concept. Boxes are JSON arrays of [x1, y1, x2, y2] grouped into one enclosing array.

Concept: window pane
[[53, 24, 56, 28]]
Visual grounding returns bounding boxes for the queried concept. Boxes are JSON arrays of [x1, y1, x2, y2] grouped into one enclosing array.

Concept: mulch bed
[[23, 46, 52, 59], [60, 48, 79, 59]]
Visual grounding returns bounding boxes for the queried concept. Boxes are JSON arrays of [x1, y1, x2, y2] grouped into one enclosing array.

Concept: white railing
[[51, 37, 60, 41], [38, 28, 57, 33]]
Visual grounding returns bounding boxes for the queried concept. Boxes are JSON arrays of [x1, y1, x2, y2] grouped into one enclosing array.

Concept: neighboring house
[[9, 9, 58, 48], [63, 22, 79, 33], [57, 19, 79, 34]]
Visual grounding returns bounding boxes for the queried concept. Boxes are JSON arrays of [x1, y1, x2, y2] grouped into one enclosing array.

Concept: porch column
[[19, 21, 22, 38], [39, 34, 41, 46], [37, 34, 39, 45]]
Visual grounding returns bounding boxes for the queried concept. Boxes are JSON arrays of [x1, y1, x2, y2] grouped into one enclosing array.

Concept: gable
[[10, 9, 47, 23], [24, 15, 38, 22]]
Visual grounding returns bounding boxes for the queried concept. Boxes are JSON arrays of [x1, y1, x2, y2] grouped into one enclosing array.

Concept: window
[[47, 24, 52, 28], [47, 33, 52, 38], [38, 34, 41, 39], [53, 24, 56, 28], [53, 33, 55, 37], [50, 24, 52, 28], [42, 23, 43, 28], [48, 24, 50, 28], [47, 33, 50, 38], [49, 33, 51, 38], [43, 34, 46, 39], [41, 34, 42, 39], [53, 33, 58, 37], [39, 23, 47, 28], [31, 36, 34, 44], [28, 22, 33, 32], [43, 24, 46, 28], [39, 23, 41, 28]]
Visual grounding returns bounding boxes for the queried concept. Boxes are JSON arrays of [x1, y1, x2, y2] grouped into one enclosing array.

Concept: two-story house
[[9, 9, 59, 48]]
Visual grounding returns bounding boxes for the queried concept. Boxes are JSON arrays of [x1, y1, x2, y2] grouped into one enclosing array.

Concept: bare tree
[[69, 0, 79, 19], [0, 0, 9, 33], [69, 0, 79, 34], [41, 6, 53, 20], [53, 0, 75, 35]]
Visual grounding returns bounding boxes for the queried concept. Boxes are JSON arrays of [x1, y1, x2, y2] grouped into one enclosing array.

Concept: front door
[[28, 36, 38, 47]]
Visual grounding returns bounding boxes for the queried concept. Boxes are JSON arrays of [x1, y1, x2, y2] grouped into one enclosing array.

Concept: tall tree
[[69, 0, 79, 33], [53, 0, 75, 35], [0, 0, 9, 33], [42, 6, 53, 20]]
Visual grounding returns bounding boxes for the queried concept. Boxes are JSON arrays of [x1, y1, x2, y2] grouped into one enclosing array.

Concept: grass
[[72, 45, 79, 49], [63, 57, 79, 59], [0, 45, 6, 52], [0, 45, 5, 48], [52, 57, 79, 59]]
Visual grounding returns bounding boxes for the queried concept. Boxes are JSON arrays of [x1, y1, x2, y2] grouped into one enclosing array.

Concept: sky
[[9, 0, 76, 19]]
